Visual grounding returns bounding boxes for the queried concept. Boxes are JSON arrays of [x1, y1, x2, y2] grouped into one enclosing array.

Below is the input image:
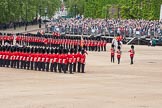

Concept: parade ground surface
[[0, 44, 162, 108]]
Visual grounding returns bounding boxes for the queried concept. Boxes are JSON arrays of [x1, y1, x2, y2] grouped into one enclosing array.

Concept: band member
[[116, 46, 122, 64], [110, 44, 115, 63], [129, 45, 135, 64]]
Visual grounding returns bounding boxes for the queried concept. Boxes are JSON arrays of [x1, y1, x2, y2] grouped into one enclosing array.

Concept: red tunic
[[129, 49, 135, 57], [68, 54, 73, 63], [116, 50, 121, 58], [110, 48, 115, 56], [80, 54, 86, 64]]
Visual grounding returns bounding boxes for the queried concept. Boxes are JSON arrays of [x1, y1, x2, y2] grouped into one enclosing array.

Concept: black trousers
[[46, 62, 49, 72], [104, 46, 106, 51], [62, 64, 67, 73], [31, 62, 34, 70], [0, 59, 2, 67], [26, 61, 30, 70], [35, 62, 38, 71], [20, 60, 23, 69], [38, 62, 42, 71], [16, 60, 19, 68], [54, 62, 57, 72], [6, 60, 10, 67], [58, 63, 62, 72], [131, 57, 134, 64], [41, 62, 45, 71], [77, 62, 81, 72], [98, 46, 100, 52], [50, 63, 53, 72], [2, 59, 6, 67], [69, 63, 73, 74], [101, 46, 103, 51], [23, 61, 26, 69], [81, 63, 85, 73], [111, 55, 114, 63], [117, 58, 120, 64], [73, 63, 76, 72]]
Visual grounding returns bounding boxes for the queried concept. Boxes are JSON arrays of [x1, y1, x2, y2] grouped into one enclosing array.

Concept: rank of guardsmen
[[0, 45, 88, 74], [14, 33, 108, 52]]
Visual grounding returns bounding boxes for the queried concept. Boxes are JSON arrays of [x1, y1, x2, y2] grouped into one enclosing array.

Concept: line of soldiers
[[15, 33, 108, 52], [0, 33, 14, 45], [110, 44, 135, 64], [0, 45, 88, 74]]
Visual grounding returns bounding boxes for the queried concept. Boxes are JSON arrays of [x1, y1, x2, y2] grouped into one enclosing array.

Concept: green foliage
[[0, 0, 61, 23], [65, 0, 162, 20]]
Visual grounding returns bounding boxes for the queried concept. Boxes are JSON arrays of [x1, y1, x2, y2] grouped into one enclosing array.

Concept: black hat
[[55, 48, 58, 54], [117, 46, 121, 50], [51, 48, 54, 54], [81, 49, 85, 54], [111, 44, 114, 48], [131, 45, 134, 49], [70, 48, 74, 54]]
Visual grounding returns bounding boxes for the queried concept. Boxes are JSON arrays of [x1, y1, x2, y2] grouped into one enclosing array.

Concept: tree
[[0, 0, 61, 24], [64, 0, 162, 20]]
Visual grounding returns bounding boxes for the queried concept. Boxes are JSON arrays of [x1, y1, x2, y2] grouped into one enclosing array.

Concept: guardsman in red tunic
[[101, 40, 104, 51], [62, 49, 68, 73], [116, 46, 122, 64], [15, 48, 20, 69], [77, 49, 82, 72], [103, 40, 107, 51], [45, 49, 51, 72], [72, 49, 77, 72], [58, 49, 63, 73], [0, 46, 2, 67], [36, 50, 42, 71], [26, 48, 31, 70], [51, 49, 58, 72], [40, 49, 46, 71], [5, 47, 10, 67], [22, 48, 27, 69], [30, 49, 35, 70], [68, 48, 74, 74], [129, 45, 135, 65], [34, 49, 39, 71], [80, 49, 87, 73], [110, 44, 115, 63]]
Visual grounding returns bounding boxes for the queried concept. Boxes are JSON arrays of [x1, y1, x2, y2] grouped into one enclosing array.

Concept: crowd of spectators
[[49, 18, 162, 38]]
